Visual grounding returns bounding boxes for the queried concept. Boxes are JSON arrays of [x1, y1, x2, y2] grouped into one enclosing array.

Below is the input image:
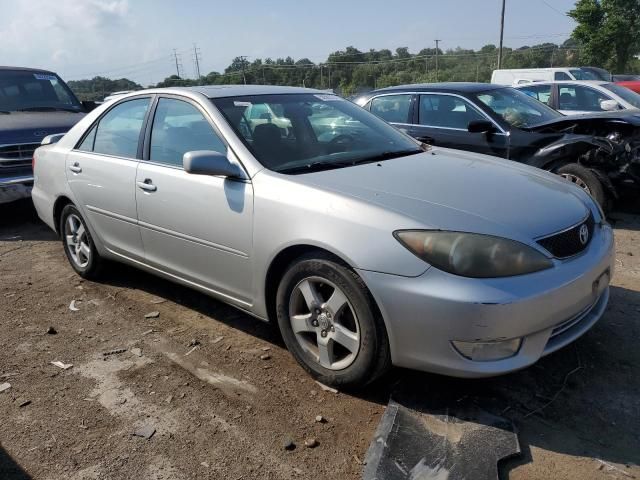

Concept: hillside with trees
[[67, 77, 142, 101]]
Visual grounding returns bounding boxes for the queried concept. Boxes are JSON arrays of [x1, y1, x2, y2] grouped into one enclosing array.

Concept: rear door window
[[369, 94, 412, 124], [558, 85, 613, 111], [518, 84, 552, 105], [91, 98, 150, 158]]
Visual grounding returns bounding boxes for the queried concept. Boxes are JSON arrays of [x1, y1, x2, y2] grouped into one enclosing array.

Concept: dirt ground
[[1, 199, 639, 480]]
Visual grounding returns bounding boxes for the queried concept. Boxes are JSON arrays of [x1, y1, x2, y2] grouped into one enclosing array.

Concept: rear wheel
[[276, 253, 391, 389], [557, 163, 607, 208], [60, 204, 103, 279]]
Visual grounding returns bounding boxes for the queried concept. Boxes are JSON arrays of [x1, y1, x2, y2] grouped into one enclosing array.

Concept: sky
[[0, 0, 578, 86]]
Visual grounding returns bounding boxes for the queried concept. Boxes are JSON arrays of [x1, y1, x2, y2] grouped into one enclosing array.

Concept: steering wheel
[[329, 134, 355, 146]]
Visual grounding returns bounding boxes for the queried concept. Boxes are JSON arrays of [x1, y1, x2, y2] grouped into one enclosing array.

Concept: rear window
[[0, 70, 82, 112]]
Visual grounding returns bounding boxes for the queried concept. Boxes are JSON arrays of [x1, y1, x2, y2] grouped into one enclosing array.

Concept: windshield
[[576, 67, 612, 81], [473, 87, 562, 128], [0, 70, 82, 112], [212, 93, 422, 173], [602, 83, 640, 109]]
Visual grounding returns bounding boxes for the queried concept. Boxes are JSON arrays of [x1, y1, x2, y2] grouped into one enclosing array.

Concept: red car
[[616, 81, 640, 94]]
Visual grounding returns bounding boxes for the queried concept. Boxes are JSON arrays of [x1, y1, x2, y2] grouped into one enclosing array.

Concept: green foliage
[[67, 76, 142, 101], [569, 0, 640, 72]]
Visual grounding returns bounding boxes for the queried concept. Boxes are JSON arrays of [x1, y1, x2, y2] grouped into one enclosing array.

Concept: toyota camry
[[32, 85, 614, 388]]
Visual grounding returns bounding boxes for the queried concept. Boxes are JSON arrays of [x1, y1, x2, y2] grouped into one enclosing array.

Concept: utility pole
[[239, 55, 248, 84], [192, 44, 202, 80], [320, 65, 324, 89], [498, 0, 506, 69], [435, 39, 441, 82], [173, 49, 183, 78]]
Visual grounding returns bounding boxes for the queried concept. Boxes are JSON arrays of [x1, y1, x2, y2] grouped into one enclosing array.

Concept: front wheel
[[276, 253, 390, 389], [60, 204, 103, 279], [556, 163, 607, 208]]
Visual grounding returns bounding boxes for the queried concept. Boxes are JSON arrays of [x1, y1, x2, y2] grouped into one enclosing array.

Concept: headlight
[[394, 230, 553, 278]]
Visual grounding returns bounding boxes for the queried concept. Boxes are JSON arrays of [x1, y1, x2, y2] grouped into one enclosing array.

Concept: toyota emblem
[[579, 224, 589, 245]]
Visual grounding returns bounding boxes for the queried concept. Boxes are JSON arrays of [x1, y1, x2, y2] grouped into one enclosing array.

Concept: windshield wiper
[[0, 110, 10, 114], [276, 149, 423, 174], [17, 106, 81, 113]]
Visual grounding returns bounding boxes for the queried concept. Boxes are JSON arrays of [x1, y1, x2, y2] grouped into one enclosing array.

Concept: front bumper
[[358, 222, 615, 378], [0, 175, 33, 204]]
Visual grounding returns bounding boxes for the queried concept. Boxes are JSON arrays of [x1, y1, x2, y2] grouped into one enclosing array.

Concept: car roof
[[0, 66, 57, 74], [366, 82, 507, 95], [167, 85, 327, 98], [516, 80, 610, 86]]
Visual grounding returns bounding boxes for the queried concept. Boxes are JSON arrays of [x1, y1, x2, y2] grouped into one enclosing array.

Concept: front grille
[[0, 143, 40, 168], [537, 212, 595, 258]]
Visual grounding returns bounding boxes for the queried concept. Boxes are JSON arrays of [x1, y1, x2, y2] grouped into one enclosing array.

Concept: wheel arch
[[52, 195, 75, 236]]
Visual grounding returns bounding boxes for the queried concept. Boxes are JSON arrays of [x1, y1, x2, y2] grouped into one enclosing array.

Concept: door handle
[[416, 136, 435, 144], [69, 162, 82, 173], [137, 179, 157, 192]]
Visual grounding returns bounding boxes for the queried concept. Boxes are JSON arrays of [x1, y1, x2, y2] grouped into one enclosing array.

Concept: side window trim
[[142, 94, 232, 170], [72, 95, 154, 159], [416, 92, 505, 133]]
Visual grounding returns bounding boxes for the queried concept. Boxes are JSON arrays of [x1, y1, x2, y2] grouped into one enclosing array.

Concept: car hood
[[525, 110, 640, 131], [0, 111, 85, 144], [295, 148, 590, 242]]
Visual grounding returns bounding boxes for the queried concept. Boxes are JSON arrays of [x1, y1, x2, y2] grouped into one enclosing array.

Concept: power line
[[193, 44, 202, 80], [538, 0, 568, 17]]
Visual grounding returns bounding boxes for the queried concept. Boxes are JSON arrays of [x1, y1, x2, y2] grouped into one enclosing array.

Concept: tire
[[59, 204, 103, 279], [557, 163, 607, 208], [276, 252, 391, 389]]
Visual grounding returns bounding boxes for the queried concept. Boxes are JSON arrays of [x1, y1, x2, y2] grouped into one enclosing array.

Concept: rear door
[[557, 84, 614, 115], [66, 96, 151, 260], [135, 96, 254, 304], [409, 93, 509, 158]]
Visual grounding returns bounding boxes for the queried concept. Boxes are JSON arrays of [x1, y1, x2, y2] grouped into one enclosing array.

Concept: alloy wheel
[[64, 213, 91, 268], [288, 276, 360, 370], [560, 173, 592, 194]]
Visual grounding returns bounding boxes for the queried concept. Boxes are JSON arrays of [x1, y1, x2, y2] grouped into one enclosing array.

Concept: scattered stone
[[261, 346, 271, 351], [304, 438, 319, 448], [315, 415, 326, 423], [69, 300, 80, 311], [102, 348, 126, 356], [165, 395, 173, 404], [50, 361, 73, 370], [185, 346, 198, 356], [260, 354, 271, 360], [200, 462, 209, 468], [283, 437, 296, 451], [141, 329, 154, 336], [131, 347, 143, 357], [188, 339, 200, 347], [0, 373, 18, 379], [225, 344, 231, 351], [46, 326, 57, 335], [132, 424, 156, 440], [145, 311, 160, 319], [315, 381, 338, 393], [628, 252, 634, 256], [18, 400, 31, 408], [0, 383, 11, 393], [212, 336, 224, 344], [180, 392, 186, 399], [150, 298, 166, 304]]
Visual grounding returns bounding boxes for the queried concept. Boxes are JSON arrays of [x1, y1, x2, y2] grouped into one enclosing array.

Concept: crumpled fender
[[527, 134, 614, 169]]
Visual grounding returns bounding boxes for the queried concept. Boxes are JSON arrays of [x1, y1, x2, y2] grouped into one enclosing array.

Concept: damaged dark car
[[355, 83, 640, 209]]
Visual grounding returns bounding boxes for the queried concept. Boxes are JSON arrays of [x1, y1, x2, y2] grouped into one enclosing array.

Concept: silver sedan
[[32, 86, 614, 388]]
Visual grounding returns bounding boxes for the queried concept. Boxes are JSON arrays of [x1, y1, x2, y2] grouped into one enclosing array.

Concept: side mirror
[[183, 150, 243, 178], [41, 133, 66, 145], [468, 120, 495, 134], [600, 99, 620, 111], [82, 100, 98, 112]]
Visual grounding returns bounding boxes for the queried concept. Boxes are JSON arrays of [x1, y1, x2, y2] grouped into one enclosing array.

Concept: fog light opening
[[452, 338, 522, 362]]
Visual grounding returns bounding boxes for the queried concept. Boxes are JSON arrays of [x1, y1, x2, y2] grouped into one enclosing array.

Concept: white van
[[491, 68, 596, 86]]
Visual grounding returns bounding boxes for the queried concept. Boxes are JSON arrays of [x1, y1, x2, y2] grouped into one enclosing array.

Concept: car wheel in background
[[557, 163, 607, 208], [60, 204, 103, 279], [276, 253, 391, 389]]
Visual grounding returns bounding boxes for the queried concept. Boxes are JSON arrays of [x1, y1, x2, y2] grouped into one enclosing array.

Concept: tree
[[569, 0, 640, 72]]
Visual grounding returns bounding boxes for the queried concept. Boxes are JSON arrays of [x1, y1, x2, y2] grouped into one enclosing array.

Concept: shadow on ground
[[0, 445, 31, 480]]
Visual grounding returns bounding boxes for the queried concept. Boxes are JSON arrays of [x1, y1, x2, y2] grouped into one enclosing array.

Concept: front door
[[66, 97, 151, 259], [409, 93, 509, 158], [134, 96, 254, 305]]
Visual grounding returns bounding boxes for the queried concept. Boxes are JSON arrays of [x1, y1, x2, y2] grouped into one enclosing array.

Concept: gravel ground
[[1, 199, 639, 480]]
